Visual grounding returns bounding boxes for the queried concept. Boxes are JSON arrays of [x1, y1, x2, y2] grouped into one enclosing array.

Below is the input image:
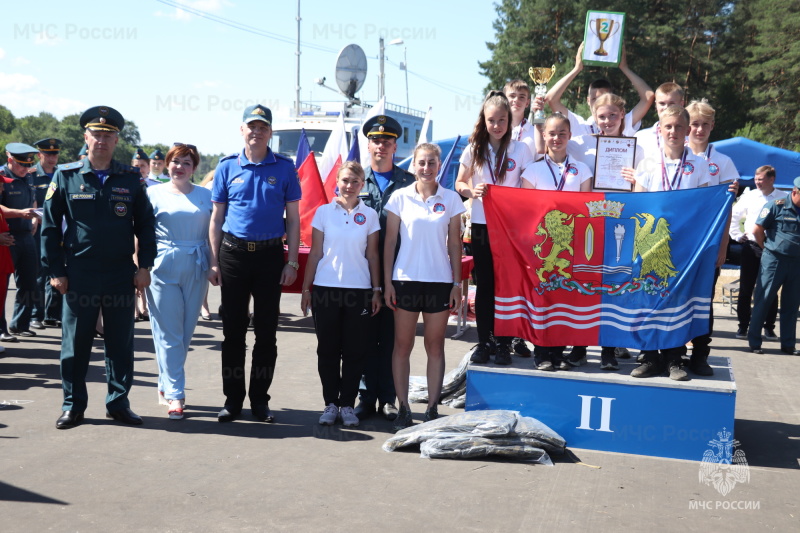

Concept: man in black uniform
[[1, 143, 40, 339], [354, 115, 415, 421], [30, 138, 63, 329], [41, 106, 156, 429]]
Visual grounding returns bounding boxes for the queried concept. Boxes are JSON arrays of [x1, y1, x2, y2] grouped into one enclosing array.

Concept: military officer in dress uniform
[[30, 138, 63, 329], [42, 106, 156, 429], [748, 176, 800, 356], [354, 115, 415, 421], [131, 147, 150, 181], [1, 143, 40, 339], [147, 149, 169, 185]]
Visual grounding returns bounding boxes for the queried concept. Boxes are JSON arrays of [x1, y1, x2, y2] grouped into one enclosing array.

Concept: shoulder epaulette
[[124, 165, 142, 174], [776, 198, 786, 205], [57, 161, 83, 171]]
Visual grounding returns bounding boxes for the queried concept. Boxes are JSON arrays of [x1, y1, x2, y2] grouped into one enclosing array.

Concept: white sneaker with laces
[[340, 406, 359, 427], [319, 404, 338, 425]]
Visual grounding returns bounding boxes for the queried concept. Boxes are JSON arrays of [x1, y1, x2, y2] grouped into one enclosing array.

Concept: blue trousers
[[9, 232, 38, 331], [146, 245, 209, 400], [748, 249, 800, 351]]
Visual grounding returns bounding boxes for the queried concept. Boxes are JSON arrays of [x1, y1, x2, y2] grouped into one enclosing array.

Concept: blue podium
[[465, 350, 736, 461]]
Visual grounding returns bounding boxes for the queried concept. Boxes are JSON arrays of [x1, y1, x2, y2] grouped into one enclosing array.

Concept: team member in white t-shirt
[[545, 42, 653, 139], [682, 99, 741, 376], [634, 82, 685, 160], [629, 105, 710, 382], [301, 162, 382, 428], [384, 144, 465, 431], [521, 113, 592, 371], [455, 91, 535, 366], [566, 93, 644, 178], [504, 79, 544, 159]]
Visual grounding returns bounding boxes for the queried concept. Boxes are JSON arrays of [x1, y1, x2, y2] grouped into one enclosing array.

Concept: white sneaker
[[319, 404, 338, 425], [340, 406, 359, 427]]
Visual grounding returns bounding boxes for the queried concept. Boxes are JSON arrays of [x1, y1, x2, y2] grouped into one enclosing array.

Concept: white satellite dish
[[335, 44, 368, 99]]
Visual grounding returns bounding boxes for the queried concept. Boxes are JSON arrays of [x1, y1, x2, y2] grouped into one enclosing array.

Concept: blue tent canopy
[[713, 137, 800, 189]]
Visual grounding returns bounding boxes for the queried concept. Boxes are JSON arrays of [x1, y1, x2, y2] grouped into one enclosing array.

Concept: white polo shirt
[[729, 187, 788, 242], [310, 199, 380, 289], [511, 118, 538, 159], [634, 149, 710, 192], [694, 145, 740, 186], [567, 134, 644, 178], [522, 156, 592, 191], [459, 140, 534, 224], [634, 123, 661, 160], [567, 109, 641, 138], [385, 182, 466, 283]]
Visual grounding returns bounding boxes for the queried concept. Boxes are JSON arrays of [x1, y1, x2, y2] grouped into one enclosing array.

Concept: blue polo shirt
[[212, 149, 302, 240], [1, 164, 35, 233]]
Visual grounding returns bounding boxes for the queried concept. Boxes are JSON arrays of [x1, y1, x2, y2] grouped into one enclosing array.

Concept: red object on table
[[283, 248, 473, 295]]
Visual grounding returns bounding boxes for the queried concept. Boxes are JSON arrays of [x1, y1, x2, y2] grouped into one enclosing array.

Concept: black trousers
[[218, 241, 284, 408], [471, 223, 509, 346], [312, 286, 373, 408], [738, 240, 778, 331]]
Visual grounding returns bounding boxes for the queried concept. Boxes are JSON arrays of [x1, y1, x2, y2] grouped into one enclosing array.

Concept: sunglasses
[[173, 142, 198, 152]]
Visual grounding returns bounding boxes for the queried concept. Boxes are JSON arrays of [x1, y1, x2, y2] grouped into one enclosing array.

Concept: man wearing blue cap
[[1, 143, 40, 339], [148, 149, 169, 185], [132, 147, 150, 181], [208, 104, 301, 423], [42, 105, 156, 429], [748, 176, 800, 356], [354, 115, 415, 421], [31, 138, 63, 329]]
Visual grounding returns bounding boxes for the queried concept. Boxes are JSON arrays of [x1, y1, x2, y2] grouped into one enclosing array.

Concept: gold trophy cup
[[528, 65, 557, 124], [590, 18, 620, 56]]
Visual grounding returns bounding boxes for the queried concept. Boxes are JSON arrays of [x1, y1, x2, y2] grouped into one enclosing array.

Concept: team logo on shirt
[[709, 163, 720, 176], [507, 158, 516, 171], [114, 202, 127, 217], [567, 164, 578, 175], [353, 213, 366, 225], [268, 176, 277, 185], [683, 162, 695, 175], [433, 203, 446, 213]]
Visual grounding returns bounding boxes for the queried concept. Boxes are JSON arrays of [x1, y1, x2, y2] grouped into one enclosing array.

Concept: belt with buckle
[[223, 232, 283, 251]]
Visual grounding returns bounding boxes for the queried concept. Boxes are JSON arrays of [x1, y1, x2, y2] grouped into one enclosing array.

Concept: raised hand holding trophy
[[528, 65, 556, 125]]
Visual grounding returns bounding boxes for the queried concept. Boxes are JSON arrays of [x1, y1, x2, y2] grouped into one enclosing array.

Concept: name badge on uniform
[[70, 193, 95, 200], [109, 195, 133, 202]]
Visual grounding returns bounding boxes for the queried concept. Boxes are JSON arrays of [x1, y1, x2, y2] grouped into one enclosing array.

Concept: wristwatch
[[287, 260, 300, 270]]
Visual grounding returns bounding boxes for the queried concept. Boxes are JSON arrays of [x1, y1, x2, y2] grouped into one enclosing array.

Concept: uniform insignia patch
[[268, 176, 277, 185], [433, 203, 446, 213], [759, 207, 769, 218], [353, 213, 366, 225], [114, 202, 128, 216], [45, 182, 57, 201], [232, 178, 245, 184]]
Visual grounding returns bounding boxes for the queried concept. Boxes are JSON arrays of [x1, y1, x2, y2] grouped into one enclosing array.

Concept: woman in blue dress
[[146, 143, 212, 419]]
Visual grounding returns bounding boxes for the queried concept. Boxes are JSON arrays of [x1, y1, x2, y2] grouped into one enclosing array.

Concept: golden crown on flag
[[586, 200, 625, 218]]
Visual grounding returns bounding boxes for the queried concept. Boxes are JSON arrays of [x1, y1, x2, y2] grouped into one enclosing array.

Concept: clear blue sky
[[1, 0, 499, 154]]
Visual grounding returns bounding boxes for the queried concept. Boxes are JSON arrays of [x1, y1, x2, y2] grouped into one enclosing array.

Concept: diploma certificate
[[593, 136, 636, 191]]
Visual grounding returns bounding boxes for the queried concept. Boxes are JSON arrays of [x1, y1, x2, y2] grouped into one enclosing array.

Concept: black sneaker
[[668, 361, 689, 381], [600, 348, 619, 370], [470, 343, 492, 364], [566, 346, 587, 367], [631, 360, 661, 378], [763, 328, 779, 341], [494, 344, 512, 365], [511, 337, 531, 357], [393, 404, 414, 432], [614, 347, 632, 359], [689, 355, 714, 376], [424, 405, 439, 422], [736, 327, 748, 339]]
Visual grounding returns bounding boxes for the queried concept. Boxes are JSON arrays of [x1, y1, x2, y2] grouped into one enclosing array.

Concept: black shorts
[[393, 281, 453, 313]]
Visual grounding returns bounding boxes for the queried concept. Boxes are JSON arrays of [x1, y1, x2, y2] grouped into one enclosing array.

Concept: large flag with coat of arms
[[483, 185, 733, 350]]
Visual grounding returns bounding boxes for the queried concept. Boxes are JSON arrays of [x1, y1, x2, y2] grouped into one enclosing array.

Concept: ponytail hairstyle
[[469, 90, 513, 184]]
